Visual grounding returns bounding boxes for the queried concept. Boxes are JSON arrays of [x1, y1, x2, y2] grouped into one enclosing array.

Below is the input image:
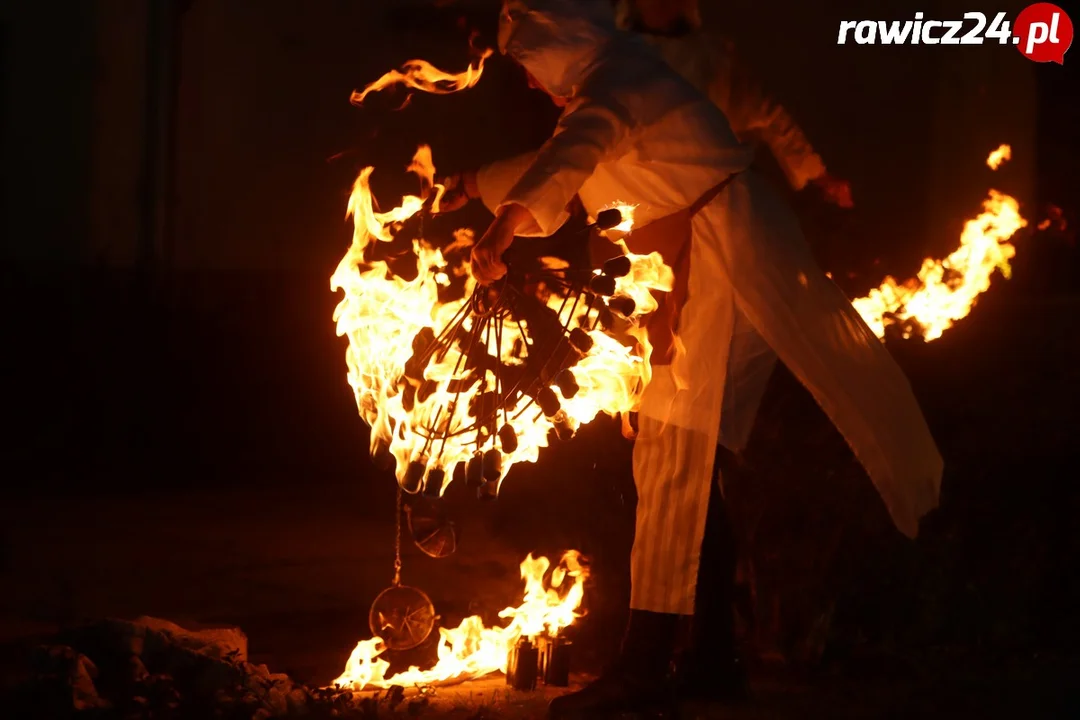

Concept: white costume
[[479, 0, 942, 615], [613, 0, 832, 454]]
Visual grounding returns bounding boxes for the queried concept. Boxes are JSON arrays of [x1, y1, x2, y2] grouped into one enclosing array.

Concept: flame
[[333, 551, 588, 691], [851, 145, 1027, 341], [405, 144, 447, 213], [350, 45, 492, 107], [986, 143, 1011, 170], [600, 202, 638, 234], [337, 52, 670, 490], [331, 144, 667, 491]]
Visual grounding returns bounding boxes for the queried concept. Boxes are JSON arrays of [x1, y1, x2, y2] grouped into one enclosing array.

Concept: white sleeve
[[499, 95, 631, 237], [475, 151, 540, 216]]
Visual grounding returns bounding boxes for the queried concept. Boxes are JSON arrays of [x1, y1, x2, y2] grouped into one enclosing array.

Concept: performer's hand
[[811, 172, 854, 208], [470, 203, 534, 285], [436, 171, 479, 213], [471, 216, 515, 285]]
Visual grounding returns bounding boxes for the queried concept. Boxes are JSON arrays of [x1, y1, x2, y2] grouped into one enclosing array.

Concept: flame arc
[[851, 145, 1027, 341]]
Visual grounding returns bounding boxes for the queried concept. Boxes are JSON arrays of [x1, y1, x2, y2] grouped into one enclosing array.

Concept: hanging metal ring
[[368, 584, 436, 651]]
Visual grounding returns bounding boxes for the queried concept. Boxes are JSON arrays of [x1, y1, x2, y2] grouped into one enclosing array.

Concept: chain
[[393, 485, 403, 587]]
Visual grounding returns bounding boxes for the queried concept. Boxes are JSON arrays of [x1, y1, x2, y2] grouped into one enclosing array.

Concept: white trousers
[[630, 314, 776, 615], [630, 174, 778, 615]]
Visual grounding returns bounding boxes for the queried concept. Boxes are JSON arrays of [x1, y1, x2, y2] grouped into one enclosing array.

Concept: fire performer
[[612, 0, 853, 688], [439, 0, 942, 716]]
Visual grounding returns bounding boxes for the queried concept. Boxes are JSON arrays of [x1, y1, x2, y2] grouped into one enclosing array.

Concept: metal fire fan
[[395, 207, 630, 501], [369, 487, 436, 650]]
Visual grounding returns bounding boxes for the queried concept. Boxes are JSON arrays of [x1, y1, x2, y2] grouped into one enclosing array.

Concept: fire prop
[[332, 39, 673, 498], [334, 551, 587, 691], [852, 144, 1027, 340], [330, 143, 666, 496]]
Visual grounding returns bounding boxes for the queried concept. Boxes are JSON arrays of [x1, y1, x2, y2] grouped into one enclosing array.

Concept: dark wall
[[167, 0, 548, 276], [1, 0, 96, 267]]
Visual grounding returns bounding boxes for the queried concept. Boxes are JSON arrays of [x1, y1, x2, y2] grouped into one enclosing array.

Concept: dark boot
[[673, 455, 749, 707], [547, 609, 678, 719]]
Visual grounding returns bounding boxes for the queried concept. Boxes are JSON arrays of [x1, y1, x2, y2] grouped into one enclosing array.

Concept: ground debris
[[3, 618, 575, 719], [4, 617, 314, 719]]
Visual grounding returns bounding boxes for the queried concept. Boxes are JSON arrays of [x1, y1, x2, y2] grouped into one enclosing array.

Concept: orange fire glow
[[851, 146, 1027, 340], [334, 551, 587, 691]]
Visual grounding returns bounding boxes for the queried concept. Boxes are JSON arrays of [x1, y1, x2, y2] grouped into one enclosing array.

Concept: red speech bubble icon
[[1014, 3, 1073, 64]]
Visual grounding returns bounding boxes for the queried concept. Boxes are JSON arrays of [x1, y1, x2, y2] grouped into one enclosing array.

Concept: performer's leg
[[629, 416, 718, 615], [548, 418, 717, 718], [674, 447, 748, 703]]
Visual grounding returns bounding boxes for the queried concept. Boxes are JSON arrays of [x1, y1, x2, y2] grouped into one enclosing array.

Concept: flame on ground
[[333, 551, 587, 691], [851, 146, 1027, 341]]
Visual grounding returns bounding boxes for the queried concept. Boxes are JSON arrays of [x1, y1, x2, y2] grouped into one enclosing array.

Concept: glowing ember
[[852, 146, 1027, 341], [333, 551, 587, 691], [986, 143, 1012, 170]]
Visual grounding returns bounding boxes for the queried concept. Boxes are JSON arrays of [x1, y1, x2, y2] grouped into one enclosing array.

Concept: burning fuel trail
[[333, 552, 587, 690]]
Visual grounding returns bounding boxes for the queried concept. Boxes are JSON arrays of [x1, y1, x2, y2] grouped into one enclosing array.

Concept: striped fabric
[[630, 416, 721, 615]]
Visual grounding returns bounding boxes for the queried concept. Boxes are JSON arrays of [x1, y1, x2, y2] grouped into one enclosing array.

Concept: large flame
[[334, 551, 587, 691], [335, 55, 670, 492], [851, 146, 1027, 340], [331, 141, 667, 490]]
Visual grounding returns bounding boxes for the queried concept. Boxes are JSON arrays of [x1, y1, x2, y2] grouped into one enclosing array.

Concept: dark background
[[2, 0, 1078, 713]]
